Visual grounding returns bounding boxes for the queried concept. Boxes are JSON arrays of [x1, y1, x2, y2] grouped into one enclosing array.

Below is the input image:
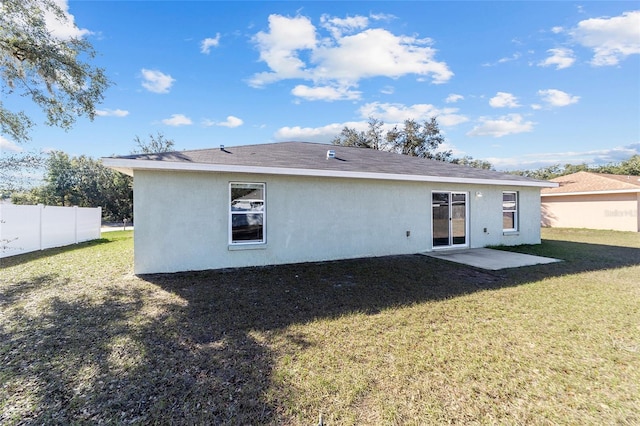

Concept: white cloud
[[467, 114, 534, 138], [320, 14, 369, 39], [551, 26, 564, 34], [291, 84, 361, 101], [95, 108, 129, 117], [380, 86, 394, 95], [570, 10, 640, 66], [0, 135, 23, 153], [313, 28, 452, 84], [45, 0, 92, 40], [489, 92, 520, 108], [482, 52, 521, 67], [141, 69, 175, 94], [537, 89, 580, 107], [202, 116, 244, 128], [250, 14, 318, 86], [274, 102, 469, 142], [539, 48, 576, 69], [358, 101, 468, 127], [359, 102, 437, 122], [445, 94, 464, 103], [217, 116, 243, 128], [498, 52, 521, 63], [369, 13, 396, 22], [438, 114, 470, 127], [162, 114, 192, 126], [274, 122, 353, 142], [250, 13, 453, 98], [200, 34, 221, 54], [273, 115, 469, 145]]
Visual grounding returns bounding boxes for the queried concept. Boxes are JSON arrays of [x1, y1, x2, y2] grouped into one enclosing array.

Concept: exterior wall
[[469, 185, 542, 248], [541, 192, 640, 232], [133, 170, 542, 273]]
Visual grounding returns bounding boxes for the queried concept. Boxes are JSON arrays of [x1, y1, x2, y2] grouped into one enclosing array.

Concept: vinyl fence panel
[[0, 204, 102, 259], [41, 206, 77, 250], [77, 207, 102, 242], [0, 204, 42, 257]]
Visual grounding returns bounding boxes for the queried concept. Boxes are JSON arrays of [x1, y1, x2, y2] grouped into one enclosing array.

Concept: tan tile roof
[[542, 171, 640, 194]]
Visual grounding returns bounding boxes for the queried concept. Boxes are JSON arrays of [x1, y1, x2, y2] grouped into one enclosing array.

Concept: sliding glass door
[[432, 191, 468, 248]]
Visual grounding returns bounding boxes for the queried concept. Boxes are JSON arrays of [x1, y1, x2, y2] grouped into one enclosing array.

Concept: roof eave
[[101, 158, 557, 188], [542, 188, 640, 197]]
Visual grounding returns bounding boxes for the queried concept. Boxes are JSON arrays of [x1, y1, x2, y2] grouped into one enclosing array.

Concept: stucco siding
[[133, 170, 542, 273], [541, 193, 639, 232], [469, 187, 542, 247]]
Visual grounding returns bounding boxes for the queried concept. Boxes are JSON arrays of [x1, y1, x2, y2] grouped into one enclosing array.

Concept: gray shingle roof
[[108, 141, 550, 186]]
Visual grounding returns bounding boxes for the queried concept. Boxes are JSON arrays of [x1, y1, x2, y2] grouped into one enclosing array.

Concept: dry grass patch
[[1, 228, 639, 424]]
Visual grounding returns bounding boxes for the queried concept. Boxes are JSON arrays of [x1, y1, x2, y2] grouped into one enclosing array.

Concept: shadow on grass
[[2, 280, 275, 424], [1, 252, 503, 424], [2, 236, 638, 424]]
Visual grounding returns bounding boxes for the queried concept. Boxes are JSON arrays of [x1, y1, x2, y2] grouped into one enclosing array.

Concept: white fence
[[0, 204, 102, 259]]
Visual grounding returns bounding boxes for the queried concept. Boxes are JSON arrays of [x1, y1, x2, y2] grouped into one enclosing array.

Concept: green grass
[[1, 229, 639, 424]]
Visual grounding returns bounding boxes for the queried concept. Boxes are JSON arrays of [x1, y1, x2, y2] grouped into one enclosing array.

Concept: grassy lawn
[[1, 228, 639, 424]]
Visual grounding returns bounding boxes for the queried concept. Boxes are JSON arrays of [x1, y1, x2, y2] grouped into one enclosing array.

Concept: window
[[230, 183, 265, 244], [502, 191, 518, 231]]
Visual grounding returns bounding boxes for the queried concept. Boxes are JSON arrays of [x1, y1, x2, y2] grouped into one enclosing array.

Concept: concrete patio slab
[[423, 248, 561, 270]]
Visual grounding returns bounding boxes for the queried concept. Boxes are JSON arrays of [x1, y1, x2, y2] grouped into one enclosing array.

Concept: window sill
[[503, 231, 520, 236], [228, 243, 267, 251]]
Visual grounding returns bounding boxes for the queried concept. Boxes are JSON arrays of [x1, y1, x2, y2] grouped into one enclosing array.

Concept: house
[[541, 171, 640, 232], [103, 142, 556, 274]]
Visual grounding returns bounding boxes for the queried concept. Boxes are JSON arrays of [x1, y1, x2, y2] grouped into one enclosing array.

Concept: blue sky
[[3, 1, 639, 170]]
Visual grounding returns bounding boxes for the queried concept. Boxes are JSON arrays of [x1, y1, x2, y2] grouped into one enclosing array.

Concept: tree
[[42, 151, 77, 206], [333, 116, 452, 161], [12, 151, 133, 221], [0, 0, 110, 144], [451, 156, 494, 170], [132, 132, 175, 154], [331, 117, 384, 150], [386, 117, 452, 160], [604, 154, 640, 175]]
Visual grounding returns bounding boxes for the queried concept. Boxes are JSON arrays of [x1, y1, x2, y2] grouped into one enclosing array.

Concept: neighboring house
[[541, 171, 640, 232], [103, 142, 556, 274]]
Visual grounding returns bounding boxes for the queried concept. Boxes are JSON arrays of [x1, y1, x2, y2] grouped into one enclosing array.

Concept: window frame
[[229, 182, 266, 246], [502, 191, 518, 232]]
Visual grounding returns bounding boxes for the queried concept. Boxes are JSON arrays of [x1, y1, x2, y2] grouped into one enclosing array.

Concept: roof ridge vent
[[326, 149, 336, 159]]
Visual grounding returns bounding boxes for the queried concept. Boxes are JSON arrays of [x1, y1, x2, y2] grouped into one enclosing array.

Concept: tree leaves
[[332, 116, 453, 161], [0, 0, 111, 143], [131, 132, 176, 155], [11, 152, 133, 221]]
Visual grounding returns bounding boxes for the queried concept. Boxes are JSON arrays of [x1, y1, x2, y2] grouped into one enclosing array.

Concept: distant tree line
[[509, 155, 640, 179]]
